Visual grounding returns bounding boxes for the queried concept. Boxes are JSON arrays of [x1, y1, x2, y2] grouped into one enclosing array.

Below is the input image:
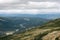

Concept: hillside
[[0, 18, 60, 40], [0, 17, 48, 36]]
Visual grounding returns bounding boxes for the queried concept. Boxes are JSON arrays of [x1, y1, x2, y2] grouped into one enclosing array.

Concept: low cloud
[[0, 9, 60, 14]]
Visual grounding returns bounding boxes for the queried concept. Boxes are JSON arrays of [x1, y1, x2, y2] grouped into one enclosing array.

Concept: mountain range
[[0, 17, 48, 37], [0, 18, 60, 40], [0, 14, 60, 19], [0, 14, 60, 40]]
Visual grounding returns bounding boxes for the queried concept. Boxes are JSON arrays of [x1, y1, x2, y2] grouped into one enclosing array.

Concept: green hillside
[[0, 18, 60, 40], [0, 17, 48, 31]]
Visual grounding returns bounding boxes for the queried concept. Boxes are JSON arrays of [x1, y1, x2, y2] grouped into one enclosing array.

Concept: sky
[[0, 0, 60, 14]]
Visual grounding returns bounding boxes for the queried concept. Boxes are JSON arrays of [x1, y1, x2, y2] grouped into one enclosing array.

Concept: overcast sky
[[0, 0, 60, 14]]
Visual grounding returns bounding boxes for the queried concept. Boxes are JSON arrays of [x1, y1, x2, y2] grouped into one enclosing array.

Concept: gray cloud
[[20, 0, 60, 3], [0, 0, 59, 14], [0, 1, 59, 10]]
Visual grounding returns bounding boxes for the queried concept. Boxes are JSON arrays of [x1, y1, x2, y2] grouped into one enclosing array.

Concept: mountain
[[0, 18, 60, 40], [0, 17, 48, 37], [0, 14, 60, 19], [36, 14, 60, 19]]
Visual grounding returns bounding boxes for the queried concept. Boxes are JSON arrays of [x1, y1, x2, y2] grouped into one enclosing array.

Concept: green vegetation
[[0, 17, 48, 31], [0, 18, 60, 40]]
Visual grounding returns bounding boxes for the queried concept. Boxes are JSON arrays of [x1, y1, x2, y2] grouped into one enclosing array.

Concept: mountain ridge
[[0, 14, 60, 19], [0, 18, 60, 40], [0, 17, 48, 37]]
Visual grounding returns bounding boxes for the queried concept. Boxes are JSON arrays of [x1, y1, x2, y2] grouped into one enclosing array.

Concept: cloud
[[0, 9, 60, 14], [0, 1, 60, 9], [26, 1, 60, 9], [0, 0, 59, 14], [20, 0, 60, 2], [0, 0, 20, 3]]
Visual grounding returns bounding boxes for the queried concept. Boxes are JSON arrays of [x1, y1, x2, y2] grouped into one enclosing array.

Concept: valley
[[0, 17, 48, 37], [0, 18, 60, 40]]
